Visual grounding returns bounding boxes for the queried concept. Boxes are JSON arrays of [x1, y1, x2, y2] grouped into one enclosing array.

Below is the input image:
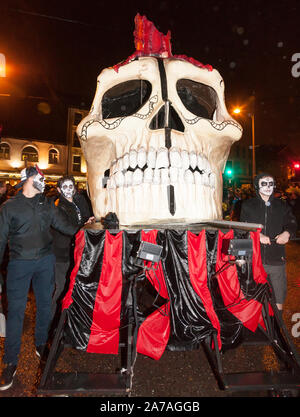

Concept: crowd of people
[[0, 169, 299, 391], [223, 182, 300, 227]]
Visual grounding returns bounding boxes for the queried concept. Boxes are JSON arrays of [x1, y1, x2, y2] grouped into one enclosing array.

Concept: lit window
[[21, 146, 38, 162], [0, 143, 10, 159], [48, 148, 59, 164], [73, 155, 81, 172]]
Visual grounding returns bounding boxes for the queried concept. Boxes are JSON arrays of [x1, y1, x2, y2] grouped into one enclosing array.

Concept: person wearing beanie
[[240, 173, 297, 314]]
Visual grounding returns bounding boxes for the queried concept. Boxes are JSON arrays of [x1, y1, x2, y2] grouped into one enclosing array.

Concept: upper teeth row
[[107, 167, 216, 188], [110, 147, 213, 173], [105, 147, 217, 188]]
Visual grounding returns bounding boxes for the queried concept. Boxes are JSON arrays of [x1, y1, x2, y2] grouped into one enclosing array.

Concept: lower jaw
[[103, 182, 221, 226]]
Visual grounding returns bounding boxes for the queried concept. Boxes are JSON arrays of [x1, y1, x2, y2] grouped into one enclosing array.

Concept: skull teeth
[[106, 147, 216, 188], [156, 148, 169, 169]]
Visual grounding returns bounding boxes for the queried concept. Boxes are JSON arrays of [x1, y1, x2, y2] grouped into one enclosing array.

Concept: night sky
[[0, 0, 300, 151]]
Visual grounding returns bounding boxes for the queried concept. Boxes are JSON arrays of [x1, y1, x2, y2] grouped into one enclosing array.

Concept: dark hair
[[57, 175, 75, 189], [25, 166, 39, 177]]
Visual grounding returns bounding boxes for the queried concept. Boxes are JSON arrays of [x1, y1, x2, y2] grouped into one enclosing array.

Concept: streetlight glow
[[233, 107, 241, 114]]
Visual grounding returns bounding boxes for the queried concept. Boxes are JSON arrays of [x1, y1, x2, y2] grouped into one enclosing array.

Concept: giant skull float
[[77, 14, 242, 227]]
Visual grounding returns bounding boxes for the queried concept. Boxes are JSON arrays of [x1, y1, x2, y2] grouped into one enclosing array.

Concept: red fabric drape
[[187, 230, 222, 348], [216, 230, 266, 332], [250, 231, 268, 284], [250, 230, 274, 322], [62, 230, 86, 311], [87, 231, 123, 354], [136, 230, 171, 360]]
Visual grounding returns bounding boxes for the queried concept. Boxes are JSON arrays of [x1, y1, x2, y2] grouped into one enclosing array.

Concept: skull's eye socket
[[102, 80, 152, 118], [176, 79, 217, 120]]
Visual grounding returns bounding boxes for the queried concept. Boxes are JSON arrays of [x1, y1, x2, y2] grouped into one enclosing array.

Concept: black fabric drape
[[159, 230, 216, 351], [62, 228, 270, 354]]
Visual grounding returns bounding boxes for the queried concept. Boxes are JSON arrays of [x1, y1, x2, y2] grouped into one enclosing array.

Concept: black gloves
[[100, 212, 119, 229]]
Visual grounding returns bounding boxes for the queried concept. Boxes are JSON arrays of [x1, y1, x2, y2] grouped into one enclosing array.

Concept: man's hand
[[260, 233, 271, 245], [275, 231, 290, 245], [84, 216, 95, 225]]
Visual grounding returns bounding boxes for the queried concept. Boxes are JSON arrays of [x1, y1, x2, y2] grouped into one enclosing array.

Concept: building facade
[[0, 107, 89, 187], [66, 107, 89, 179], [227, 141, 252, 185]]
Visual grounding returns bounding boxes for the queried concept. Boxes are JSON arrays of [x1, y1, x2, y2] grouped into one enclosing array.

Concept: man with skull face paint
[[240, 173, 297, 313], [51, 176, 94, 329], [0, 166, 79, 391]]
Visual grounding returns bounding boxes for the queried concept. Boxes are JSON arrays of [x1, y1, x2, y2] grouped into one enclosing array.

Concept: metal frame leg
[[39, 309, 67, 390]]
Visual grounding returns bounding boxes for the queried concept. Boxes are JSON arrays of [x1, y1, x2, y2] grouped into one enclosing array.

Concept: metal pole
[[251, 113, 256, 180]]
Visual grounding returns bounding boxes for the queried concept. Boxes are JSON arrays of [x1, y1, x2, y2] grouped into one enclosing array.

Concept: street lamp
[[232, 106, 256, 180]]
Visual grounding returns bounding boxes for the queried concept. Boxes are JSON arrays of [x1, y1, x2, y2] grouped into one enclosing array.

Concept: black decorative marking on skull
[[77, 57, 242, 226]]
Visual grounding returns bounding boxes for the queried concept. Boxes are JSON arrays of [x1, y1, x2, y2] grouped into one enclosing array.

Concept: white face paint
[[60, 180, 75, 199], [259, 176, 274, 197], [33, 173, 45, 193]]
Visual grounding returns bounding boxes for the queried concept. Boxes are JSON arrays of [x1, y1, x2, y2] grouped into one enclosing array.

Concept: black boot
[[0, 363, 17, 391]]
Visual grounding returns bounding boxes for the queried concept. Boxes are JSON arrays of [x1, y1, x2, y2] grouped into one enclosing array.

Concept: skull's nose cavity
[[149, 102, 185, 132]]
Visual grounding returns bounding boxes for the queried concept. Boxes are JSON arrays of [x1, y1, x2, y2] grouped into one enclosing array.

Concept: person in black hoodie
[[240, 173, 297, 312], [0, 166, 78, 391], [51, 176, 94, 328]]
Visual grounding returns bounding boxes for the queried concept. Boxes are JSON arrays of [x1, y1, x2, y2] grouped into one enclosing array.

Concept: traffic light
[[226, 168, 233, 177], [293, 162, 300, 180], [224, 161, 234, 178]]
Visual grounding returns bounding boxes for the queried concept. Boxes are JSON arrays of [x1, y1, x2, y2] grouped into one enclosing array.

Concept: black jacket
[[51, 193, 92, 262], [0, 192, 78, 263], [240, 194, 297, 265]]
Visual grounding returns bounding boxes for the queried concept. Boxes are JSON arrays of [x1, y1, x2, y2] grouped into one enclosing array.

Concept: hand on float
[[85, 216, 96, 225], [260, 233, 271, 245], [275, 231, 290, 245]]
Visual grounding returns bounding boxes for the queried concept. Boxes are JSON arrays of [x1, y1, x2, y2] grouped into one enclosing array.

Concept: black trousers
[[51, 261, 70, 325]]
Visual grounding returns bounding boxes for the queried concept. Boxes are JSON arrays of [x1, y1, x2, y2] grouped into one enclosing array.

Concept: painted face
[[60, 180, 75, 199], [33, 173, 45, 193], [258, 176, 274, 197]]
